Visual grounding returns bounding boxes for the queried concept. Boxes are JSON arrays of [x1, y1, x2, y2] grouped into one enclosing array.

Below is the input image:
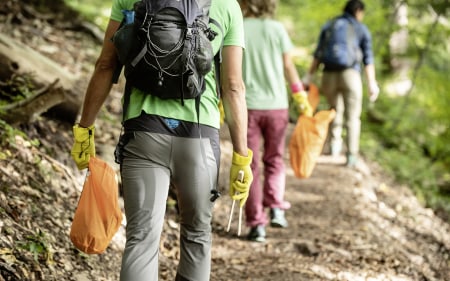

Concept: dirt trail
[[199, 124, 450, 281], [1, 116, 449, 281], [1, 2, 449, 279], [97, 114, 450, 281]]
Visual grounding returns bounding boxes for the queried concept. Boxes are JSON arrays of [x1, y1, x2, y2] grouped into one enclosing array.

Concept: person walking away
[[304, 0, 380, 167], [238, 0, 312, 243], [70, 0, 253, 280]]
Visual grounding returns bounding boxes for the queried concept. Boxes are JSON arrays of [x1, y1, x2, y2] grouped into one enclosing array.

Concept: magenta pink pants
[[245, 109, 291, 227]]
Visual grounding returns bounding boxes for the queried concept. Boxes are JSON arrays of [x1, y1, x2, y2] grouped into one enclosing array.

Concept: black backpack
[[317, 16, 362, 70], [112, 0, 223, 105]]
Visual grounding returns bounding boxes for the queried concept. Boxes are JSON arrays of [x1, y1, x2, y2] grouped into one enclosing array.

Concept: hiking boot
[[345, 153, 358, 167], [247, 225, 266, 242], [346, 154, 371, 175], [330, 142, 342, 157], [270, 208, 288, 228]]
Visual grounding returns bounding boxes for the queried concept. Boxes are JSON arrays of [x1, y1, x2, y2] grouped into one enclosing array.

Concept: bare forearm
[[223, 84, 248, 156], [221, 46, 249, 156], [283, 52, 301, 86], [79, 65, 115, 127], [78, 19, 120, 127], [364, 64, 376, 83], [308, 58, 320, 75]]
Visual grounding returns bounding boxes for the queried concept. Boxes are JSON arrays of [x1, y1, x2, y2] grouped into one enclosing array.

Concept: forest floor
[[1, 2, 450, 281]]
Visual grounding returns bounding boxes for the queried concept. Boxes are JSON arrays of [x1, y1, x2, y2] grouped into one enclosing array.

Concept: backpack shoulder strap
[[318, 17, 337, 61], [121, 82, 133, 124], [346, 18, 358, 43], [325, 17, 339, 37], [111, 17, 128, 84], [112, 61, 123, 84], [344, 17, 361, 67], [209, 17, 224, 98]]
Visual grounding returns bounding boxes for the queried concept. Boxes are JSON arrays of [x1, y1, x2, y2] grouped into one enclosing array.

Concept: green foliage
[[277, 0, 349, 50], [0, 120, 40, 161], [64, 0, 111, 30], [360, 60, 450, 213], [0, 120, 16, 147], [277, 0, 388, 48], [412, 66, 450, 165], [277, 0, 450, 218], [407, 0, 450, 16], [0, 74, 36, 105], [0, 119, 27, 148], [16, 229, 53, 262], [23, 0, 68, 13]]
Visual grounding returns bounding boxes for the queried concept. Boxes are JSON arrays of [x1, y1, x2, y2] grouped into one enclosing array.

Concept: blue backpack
[[317, 16, 362, 70]]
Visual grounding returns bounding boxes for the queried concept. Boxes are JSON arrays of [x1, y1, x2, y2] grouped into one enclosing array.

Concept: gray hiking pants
[[321, 68, 363, 155], [119, 131, 219, 281]]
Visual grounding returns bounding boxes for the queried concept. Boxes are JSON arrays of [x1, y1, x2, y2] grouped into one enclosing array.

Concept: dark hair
[[343, 0, 365, 16], [239, 0, 278, 18]]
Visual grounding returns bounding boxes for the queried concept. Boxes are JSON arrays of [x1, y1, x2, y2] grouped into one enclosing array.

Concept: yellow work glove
[[71, 124, 96, 170], [292, 91, 313, 117], [218, 99, 225, 126], [229, 149, 253, 207]]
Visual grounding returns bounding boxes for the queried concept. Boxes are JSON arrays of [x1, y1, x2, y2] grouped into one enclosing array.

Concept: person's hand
[[302, 73, 313, 89], [229, 149, 253, 207], [292, 91, 313, 117], [368, 80, 380, 102], [71, 124, 96, 170]]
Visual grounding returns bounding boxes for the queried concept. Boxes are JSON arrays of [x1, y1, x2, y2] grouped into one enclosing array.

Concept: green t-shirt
[[242, 18, 293, 110], [110, 0, 245, 128]]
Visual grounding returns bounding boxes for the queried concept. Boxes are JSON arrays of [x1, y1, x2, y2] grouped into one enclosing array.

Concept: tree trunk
[[0, 33, 85, 125]]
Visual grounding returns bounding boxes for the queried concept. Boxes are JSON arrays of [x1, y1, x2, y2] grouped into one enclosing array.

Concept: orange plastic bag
[[307, 83, 320, 113], [289, 109, 336, 178], [70, 157, 122, 254]]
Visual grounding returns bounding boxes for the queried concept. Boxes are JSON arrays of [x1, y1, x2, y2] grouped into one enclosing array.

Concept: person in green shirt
[[238, 0, 311, 242], [70, 0, 253, 280]]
